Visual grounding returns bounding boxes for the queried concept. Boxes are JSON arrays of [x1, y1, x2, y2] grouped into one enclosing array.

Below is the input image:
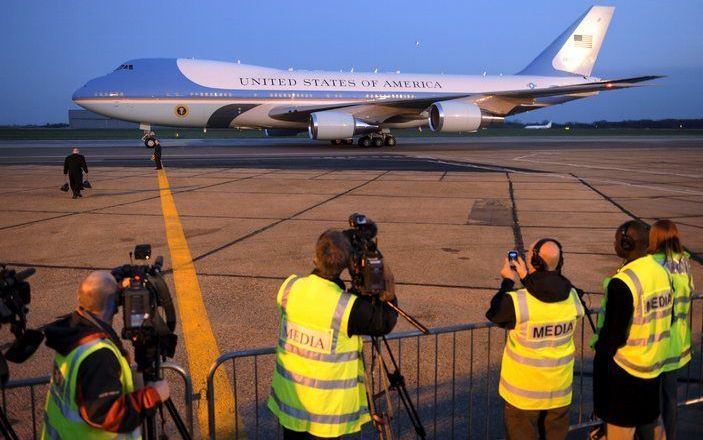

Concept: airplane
[[525, 121, 553, 129], [72, 5, 660, 148]]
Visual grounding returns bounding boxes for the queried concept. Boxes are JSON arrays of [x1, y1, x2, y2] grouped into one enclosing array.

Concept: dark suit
[[153, 143, 162, 169], [63, 153, 88, 197]]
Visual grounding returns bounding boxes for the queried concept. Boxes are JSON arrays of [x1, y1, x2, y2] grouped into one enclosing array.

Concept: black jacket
[[44, 310, 161, 433], [310, 270, 398, 337], [593, 277, 661, 426], [485, 271, 574, 329], [63, 154, 88, 175]]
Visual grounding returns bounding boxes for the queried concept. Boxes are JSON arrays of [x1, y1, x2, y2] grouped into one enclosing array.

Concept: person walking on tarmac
[[153, 140, 163, 170], [592, 220, 673, 440], [63, 147, 88, 199], [486, 238, 584, 440], [649, 220, 694, 440], [267, 230, 398, 439], [41, 271, 170, 439]]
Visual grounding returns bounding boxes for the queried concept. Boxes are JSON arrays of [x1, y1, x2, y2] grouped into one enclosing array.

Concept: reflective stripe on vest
[[41, 338, 140, 440], [611, 256, 674, 378], [654, 252, 694, 371], [268, 274, 370, 437], [269, 388, 368, 425], [499, 287, 583, 411]]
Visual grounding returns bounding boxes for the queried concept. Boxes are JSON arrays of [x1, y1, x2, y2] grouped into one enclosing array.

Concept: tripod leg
[[0, 408, 21, 440], [163, 398, 192, 440], [379, 337, 426, 439], [364, 341, 394, 440], [363, 354, 383, 439]]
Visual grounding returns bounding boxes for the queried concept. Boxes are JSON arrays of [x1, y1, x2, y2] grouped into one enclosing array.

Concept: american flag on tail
[[573, 34, 593, 48]]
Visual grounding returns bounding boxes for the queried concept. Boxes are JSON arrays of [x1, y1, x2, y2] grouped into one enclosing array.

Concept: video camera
[[343, 213, 385, 296], [111, 244, 177, 381], [0, 265, 43, 386]]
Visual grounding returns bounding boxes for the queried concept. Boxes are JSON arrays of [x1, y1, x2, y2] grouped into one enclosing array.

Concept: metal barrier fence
[[1, 362, 194, 439], [207, 294, 703, 439]]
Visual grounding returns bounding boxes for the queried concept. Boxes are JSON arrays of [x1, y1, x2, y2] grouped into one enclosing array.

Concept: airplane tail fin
[[518, 5, 615, 77]]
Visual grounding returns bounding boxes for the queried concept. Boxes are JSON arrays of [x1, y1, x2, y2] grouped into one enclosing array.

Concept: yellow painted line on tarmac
[[157, 169, 240, 439]]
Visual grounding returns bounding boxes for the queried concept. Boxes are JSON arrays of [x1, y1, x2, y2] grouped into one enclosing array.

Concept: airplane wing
[[268, 75, 663, 123]]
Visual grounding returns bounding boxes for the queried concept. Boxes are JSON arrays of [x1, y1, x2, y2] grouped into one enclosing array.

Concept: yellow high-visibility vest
[[611, 255, 674, 379], [267, 274, 370, 437], [499, 287, 584, 410], [653, 252, 693, 371], [42, 338, 140, 440]]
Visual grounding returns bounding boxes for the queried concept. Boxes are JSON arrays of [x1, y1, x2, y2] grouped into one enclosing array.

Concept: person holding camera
[[267, 230, 398, 439], [591, 221, 673, 440], [41, 271, 170, 439], [486, 239, 584, 440]]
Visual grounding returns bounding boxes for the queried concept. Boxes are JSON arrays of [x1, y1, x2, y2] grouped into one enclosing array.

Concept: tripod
[[0, 407, 19, 440], [141, 368, 192, 440], [135, 341, 191, 440], [364, 301, 429, 440]]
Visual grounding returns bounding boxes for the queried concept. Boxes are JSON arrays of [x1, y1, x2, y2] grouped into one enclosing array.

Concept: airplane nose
[[72, 81, 93, 101]]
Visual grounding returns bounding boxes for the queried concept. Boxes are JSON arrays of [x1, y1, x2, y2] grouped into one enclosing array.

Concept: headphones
[[620, 224, 636, 252], [531, 238, 564, 272]]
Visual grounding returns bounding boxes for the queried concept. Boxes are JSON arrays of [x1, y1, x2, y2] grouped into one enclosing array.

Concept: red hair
[[648, 219, 683, 258]]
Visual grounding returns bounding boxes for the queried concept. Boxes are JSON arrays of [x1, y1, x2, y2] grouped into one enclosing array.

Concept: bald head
[[529, 239, 562, 272], [78, 271, 118, 315]]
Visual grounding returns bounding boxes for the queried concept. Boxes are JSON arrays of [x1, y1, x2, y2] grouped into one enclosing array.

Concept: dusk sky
[[1, 0, 702, 125]]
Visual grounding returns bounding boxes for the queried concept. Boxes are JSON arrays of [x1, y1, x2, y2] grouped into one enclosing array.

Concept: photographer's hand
[[514, 256, 528, 280], [500, 257, 515, 281], [147, 380, 170, 402], [379, 264, 395, 302]]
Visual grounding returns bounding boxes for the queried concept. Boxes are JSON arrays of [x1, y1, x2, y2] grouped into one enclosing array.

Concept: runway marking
[[512, 152, 703, 178], [157, 169, 238, 439], [420, 154, 703, 196]]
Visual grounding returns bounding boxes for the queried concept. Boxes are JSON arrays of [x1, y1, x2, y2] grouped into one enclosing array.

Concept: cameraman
[[486, 239, 584, 440], [41, 271, 169, 439], [267, 230, 398, 439]]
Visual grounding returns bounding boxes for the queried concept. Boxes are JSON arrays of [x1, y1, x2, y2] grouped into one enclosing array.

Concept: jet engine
[[308, 111, 377, 140], [428, 102, 503, 133]]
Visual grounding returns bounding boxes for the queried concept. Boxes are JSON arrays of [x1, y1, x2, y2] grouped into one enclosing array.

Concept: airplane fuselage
[[73, 58, 594, 130]]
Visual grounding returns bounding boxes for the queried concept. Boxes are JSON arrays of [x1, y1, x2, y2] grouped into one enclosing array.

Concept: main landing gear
[[358, 133, 396, 148], [329, 139, 355, 145]]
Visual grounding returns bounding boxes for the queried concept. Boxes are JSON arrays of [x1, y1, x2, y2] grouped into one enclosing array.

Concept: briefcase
[[82, 180, 92, 189], [60, 182, 69, 192]]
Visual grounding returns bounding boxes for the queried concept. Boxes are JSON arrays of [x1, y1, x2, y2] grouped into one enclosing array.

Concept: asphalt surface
[[1, 136, 702, 439]]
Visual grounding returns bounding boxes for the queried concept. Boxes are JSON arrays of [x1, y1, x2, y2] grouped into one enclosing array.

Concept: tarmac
[[1, 135, 702, 439]]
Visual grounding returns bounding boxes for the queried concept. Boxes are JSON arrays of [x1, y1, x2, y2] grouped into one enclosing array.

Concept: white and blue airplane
[[73, 5, 659, 148]]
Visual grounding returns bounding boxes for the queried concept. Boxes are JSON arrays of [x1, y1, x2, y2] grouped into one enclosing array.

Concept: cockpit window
[[114, 64, 134, 71]]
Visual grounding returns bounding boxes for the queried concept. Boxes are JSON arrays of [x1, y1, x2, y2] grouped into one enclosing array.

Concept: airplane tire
[[358, 136, 372, 147], [385, 136, 397, 147], [372, 137, 384, 148], [145, 138, 156, 148]]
